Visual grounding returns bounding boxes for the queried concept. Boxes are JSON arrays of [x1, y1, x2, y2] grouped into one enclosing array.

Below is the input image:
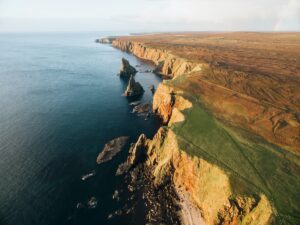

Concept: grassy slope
[[167, 79, 300, 225]]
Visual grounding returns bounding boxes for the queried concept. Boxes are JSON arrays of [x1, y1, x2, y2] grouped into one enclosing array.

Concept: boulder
[[119, 58, 137, 77], [124, 75, 144, 97]]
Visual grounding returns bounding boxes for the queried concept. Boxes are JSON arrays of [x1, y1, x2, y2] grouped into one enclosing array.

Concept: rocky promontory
[[124, 75, 144, 97], [118, 58, 137, 78]]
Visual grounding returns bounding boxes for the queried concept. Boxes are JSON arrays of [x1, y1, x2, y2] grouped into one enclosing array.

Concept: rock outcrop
[[96, 136, 129, 164], [124, 75, 144, 97], [118, 58, 137, 78]]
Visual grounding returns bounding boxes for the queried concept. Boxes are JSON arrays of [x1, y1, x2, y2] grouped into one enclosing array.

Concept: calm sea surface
[[0, 32, 161, 225]]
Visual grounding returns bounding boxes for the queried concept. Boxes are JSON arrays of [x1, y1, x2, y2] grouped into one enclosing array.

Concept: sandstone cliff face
[[112, 40, 202, 78]]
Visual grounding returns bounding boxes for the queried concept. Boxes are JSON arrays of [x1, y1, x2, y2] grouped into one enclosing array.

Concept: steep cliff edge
[[112, 34, 300, 225]]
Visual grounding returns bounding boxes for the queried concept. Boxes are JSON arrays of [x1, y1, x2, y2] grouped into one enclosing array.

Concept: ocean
[[0, 32, 162, 225]]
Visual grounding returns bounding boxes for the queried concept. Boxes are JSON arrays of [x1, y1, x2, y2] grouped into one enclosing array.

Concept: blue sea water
[[0, 32, 162, 225]]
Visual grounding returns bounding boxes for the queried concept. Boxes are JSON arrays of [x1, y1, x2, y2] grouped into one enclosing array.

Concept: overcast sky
[[0, 0, 299, 32]]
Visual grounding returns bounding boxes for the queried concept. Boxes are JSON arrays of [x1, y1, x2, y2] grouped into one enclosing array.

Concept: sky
[[0, 0, 299, 32]]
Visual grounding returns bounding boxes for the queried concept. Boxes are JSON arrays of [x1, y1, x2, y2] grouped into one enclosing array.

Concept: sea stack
[[124, 75, 144, 97], [118, 58, 137, 77]]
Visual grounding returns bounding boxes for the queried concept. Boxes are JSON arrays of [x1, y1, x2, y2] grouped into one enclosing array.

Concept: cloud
[[121, 0, 299, 31], [0, 0, 298, 32]]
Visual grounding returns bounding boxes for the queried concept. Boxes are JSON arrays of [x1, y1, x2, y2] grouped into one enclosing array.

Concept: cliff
[[112, 33, 300, 225], [112, 40, 202, 78]]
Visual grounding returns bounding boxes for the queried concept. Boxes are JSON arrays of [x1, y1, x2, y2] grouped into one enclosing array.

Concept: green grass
[[170, 94, 300, 225]]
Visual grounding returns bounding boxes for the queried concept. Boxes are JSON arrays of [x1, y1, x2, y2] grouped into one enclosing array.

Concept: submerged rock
[[118, 58, 137, 77], [124, 75, 144, 97], [96, 136, 129, 164], [132, 103, 150, 114], [81, 170, 96, 181], [129, 101, 141, 106], [76, 202, 84, 209], [112, 190, 120, 201], [87, 197, 98, 209]]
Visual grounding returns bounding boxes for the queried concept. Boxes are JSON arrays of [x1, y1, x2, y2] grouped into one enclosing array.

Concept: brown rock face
[[118, 58, 137, 77], [124, 75, 144, 97]]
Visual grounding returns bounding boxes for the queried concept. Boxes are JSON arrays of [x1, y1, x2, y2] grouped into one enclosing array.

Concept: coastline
[[98, 32, 300, 225]]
